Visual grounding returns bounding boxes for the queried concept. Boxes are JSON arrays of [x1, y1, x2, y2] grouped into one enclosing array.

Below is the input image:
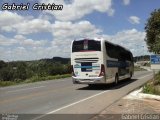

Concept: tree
[[0, 60, 6, 69], [145, 9, 160, 54], [0, 66, 14, 81], [14, 62, 28, 80]]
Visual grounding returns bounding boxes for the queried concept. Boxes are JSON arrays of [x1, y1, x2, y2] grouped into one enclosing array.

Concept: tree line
[[0, 58, 71, 81]]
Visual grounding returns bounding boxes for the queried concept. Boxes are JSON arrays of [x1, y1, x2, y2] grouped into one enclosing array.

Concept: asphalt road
[[0, 71, 153, 120]]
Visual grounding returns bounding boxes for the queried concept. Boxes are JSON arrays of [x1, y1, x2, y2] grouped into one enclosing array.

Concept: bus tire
[[115, 74, 119, 85]]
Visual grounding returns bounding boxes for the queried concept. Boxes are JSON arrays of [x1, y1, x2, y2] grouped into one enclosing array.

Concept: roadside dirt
[[90, 98, 160, 120]]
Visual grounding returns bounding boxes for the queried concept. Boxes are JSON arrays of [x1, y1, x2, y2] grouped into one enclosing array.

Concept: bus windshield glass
[[72, 40, 101, 52]]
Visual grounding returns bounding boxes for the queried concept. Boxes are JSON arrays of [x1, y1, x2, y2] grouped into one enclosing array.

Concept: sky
[[0, 0, 160, 61]]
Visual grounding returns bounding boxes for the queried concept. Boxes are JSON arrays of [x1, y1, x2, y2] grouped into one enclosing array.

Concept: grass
[[0, 74, 71, 87], [143, 71, 160, 95]]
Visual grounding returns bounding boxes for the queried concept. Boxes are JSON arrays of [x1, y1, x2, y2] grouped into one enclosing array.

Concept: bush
[[143, 71, 160, 95], [143, 83, 155, 94], [0, 67, 14, 81], [0, 60, 71, 82]]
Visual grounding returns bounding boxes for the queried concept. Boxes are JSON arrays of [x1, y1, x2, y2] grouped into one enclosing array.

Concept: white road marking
[[6, 86, 45, 93], [32, 90, 110, 120]]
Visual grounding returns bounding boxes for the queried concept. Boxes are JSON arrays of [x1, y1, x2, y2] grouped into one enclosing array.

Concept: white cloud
[[0, 34, 17, 46], [0, 11, 23, 26], [0, 34, 49, 47], [14, 35, 26, 40], [13, 35, 49, 47], [0, 34, 51, 61], [129, 16, 140, 24], [14, 19, 52, 34], [102, 29, 149, 56], [0, 11, 24, 32], [0, 11, 52, 34], [53, 20, 101, 39], [40, 0, 114, 21], [123, 0, 130, 5]]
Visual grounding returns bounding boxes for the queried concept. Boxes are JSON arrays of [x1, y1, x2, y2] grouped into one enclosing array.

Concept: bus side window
[[105, 42, 119, 59]]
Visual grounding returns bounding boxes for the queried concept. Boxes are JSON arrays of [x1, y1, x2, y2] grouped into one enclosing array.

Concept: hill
[[40, 57, 70, 64], [0, 57, 71, 82]]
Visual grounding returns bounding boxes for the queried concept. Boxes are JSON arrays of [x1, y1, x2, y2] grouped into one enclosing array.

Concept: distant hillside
[[40, 57, 70, 64], [0, 57, 71, 82]]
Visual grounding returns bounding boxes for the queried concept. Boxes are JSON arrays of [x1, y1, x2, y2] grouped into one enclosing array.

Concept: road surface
[[0, 71, 153, 120]]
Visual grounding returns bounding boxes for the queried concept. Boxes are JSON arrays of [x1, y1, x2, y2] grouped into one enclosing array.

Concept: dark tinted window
[[72, 40, 101, 52], [119, 49, 133, 61], [105, 42, 119, 59], [105, 42, 133, 61]]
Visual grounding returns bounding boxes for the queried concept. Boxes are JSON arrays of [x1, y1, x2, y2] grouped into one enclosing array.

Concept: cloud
[[0, 11, 24, 32], [123, 0, 130, 5], [0, 34, 51, 61], [53, 20, 102, 40], [40, 0, 114, 21], [0, 11, 52, 34], [129, 16, 140, 24], [102, 29, 149, 56], [0, 34, 17, 46], [0, 46, 41, 61], [14, 35, 49, 47], [15, 19, 53, 34]]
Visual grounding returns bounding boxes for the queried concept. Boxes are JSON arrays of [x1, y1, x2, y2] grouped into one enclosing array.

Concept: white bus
[[71, 38, 134, 86]]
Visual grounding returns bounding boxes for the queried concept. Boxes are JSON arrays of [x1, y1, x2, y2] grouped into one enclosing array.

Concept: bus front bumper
[[72, 76, 105, 84]]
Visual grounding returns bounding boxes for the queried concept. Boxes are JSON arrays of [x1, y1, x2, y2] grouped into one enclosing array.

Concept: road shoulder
[[90, 88, 160, 120]]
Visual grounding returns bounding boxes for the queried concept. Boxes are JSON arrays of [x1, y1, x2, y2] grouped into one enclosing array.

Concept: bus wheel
[[115, 74, 119, 85]]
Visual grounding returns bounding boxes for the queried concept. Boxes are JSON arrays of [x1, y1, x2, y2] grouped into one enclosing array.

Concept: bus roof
[[74, 37, 104, 41]]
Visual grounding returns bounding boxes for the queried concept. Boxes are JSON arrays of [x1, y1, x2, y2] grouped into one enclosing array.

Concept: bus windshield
[[72, 40, 101, 52]]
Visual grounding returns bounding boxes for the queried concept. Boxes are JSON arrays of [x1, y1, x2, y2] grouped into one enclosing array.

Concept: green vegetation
[[143, 8, 160, 95], [0, 57, 71, 87], [145, 9, 160, 54], [143, 71, 160, 95]]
